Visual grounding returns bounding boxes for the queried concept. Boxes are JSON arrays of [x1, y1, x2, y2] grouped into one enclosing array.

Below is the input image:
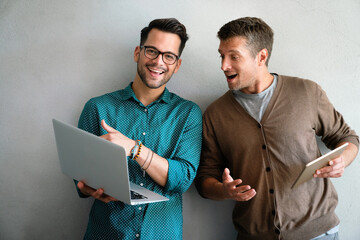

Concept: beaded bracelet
[[130, 141, 139, 159], [131, 140, 142, 160], [133, 141, 142, 161]]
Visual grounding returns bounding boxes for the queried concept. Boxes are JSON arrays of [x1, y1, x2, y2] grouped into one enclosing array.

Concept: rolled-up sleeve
[[165, 105, 202, 193]]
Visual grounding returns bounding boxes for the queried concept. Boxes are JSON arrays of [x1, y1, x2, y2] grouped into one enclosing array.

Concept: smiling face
[[134, 28, 182, 90], [218, 36, 261, 93]]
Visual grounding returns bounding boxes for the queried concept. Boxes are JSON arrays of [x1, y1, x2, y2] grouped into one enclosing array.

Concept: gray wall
[[1, 1, 359, 239]]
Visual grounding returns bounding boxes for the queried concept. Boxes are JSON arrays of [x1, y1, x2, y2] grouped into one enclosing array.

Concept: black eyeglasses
[[140, 46, 179, 65]]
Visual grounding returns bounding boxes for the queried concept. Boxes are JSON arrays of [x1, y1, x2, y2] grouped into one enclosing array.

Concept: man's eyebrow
[[218, 49, 241, 54]]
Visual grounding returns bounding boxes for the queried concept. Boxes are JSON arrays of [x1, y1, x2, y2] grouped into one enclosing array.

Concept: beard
[[137, 62, 174, 89]]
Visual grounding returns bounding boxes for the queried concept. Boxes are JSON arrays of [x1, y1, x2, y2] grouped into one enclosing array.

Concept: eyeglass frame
[[140, 45, 179, 65]]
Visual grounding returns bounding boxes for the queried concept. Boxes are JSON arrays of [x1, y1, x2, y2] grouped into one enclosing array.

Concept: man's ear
[[257, 48, 268, 66], [134, 46, 141, 62], [173, 58, 182, 74]]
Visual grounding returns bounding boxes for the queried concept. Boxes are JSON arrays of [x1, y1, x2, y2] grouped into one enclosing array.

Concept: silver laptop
[[52, 119, 169, 205]]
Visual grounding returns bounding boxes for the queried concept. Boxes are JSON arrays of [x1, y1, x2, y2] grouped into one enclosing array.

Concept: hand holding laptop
[[77, 180, 117, 203]]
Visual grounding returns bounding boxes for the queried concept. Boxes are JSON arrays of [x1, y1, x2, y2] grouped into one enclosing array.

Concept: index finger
[[227, 179, 243, 189], [315, 165, 333, 175]]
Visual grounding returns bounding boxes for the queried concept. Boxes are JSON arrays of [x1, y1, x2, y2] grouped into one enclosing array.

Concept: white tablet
[[291, 143, 348, 189]]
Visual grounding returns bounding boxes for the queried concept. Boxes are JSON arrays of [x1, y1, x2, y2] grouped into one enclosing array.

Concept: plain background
[[1, 0, 359, 239]]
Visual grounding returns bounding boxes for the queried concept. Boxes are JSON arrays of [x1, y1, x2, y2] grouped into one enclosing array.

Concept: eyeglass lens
[[144, 47, 177, 64]]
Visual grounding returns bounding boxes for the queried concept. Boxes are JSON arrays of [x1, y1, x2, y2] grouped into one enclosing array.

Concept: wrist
[[219, 182, 229, 200], [134, 146, 154, 177]]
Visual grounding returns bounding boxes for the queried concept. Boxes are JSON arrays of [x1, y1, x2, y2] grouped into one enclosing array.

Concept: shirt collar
[[120, 82, 171, 104]]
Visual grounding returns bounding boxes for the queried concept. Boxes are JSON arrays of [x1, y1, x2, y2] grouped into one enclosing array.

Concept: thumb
[[222, 168, 234, 183], [101, 120, 118, 133]]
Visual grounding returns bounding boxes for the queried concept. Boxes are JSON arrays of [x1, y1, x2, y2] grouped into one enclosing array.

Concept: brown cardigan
[[195, 75, 359, 240]]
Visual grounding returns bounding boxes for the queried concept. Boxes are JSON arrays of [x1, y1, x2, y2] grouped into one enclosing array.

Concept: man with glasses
[[75, 18, 202, 239]]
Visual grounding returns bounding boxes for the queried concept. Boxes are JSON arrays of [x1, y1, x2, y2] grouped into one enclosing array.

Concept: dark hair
[[140, 18, 189, 57], [217, 17, 274, 66]]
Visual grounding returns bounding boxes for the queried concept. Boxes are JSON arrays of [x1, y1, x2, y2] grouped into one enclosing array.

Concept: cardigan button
[[262, 144, 266, 149], [266, 167, 271, 172], [269, 189, 274, 194]]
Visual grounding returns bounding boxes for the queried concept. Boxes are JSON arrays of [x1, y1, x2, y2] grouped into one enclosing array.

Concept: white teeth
[[149, 68, 164, 73]]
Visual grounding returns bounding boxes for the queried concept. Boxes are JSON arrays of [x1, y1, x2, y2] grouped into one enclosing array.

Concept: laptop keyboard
[[131, 190, 148, 200]]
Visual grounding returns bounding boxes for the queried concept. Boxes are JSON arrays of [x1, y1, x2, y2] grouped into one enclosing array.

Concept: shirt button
[[136, 233, 140, 238], [144, 108, 148, 112], [142, 132, 146, 136], [140, 183, 144, 186], [138, 207, 142, 211]]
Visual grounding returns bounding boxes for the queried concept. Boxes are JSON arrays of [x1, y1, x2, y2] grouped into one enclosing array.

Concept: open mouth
[[226, 74, 237, 80], [148, 67, 165, 75]]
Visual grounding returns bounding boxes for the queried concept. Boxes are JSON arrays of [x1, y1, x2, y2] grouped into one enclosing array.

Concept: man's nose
[[221, 58, 231, 72], [153, 53, 166, 65]]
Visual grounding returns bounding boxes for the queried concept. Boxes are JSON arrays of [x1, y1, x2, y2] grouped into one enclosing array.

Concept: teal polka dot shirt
[[76, 83, 202, 240]]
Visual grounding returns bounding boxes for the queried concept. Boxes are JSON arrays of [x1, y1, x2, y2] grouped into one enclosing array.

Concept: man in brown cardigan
[[195, 17, 359, 240]]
